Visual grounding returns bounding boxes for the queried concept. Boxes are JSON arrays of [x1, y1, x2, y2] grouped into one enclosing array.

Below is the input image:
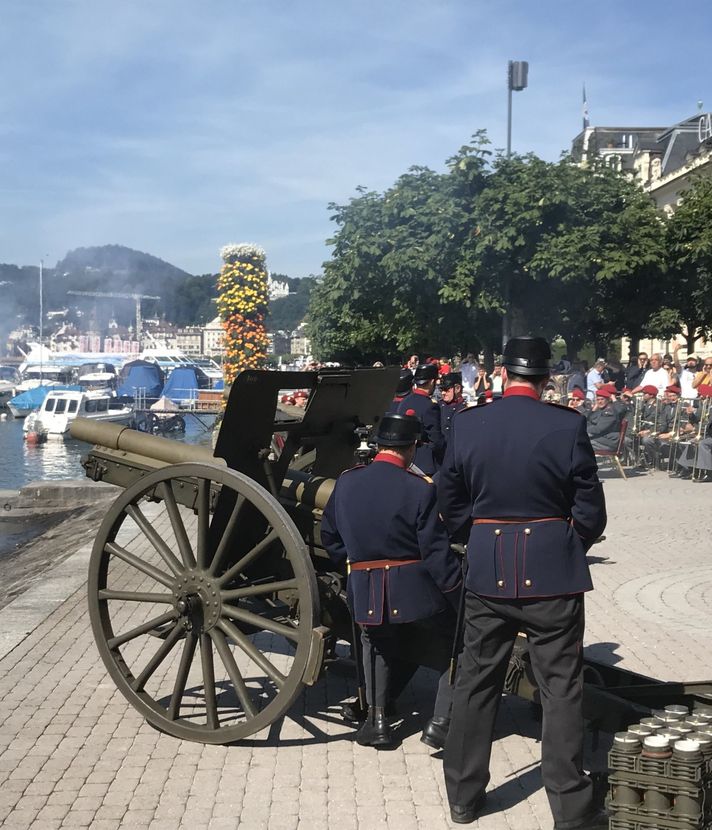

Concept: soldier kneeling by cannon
[[322, 413, 462, 749]]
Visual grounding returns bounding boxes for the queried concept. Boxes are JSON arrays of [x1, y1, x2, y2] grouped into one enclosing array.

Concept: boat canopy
[[162, 366, 209, 403], [9, 385, 82, 410], [117, 362, 164, 399]]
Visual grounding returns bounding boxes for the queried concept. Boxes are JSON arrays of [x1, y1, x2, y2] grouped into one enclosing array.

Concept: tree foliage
[[647, 177, 712, 350], [309, 135, 670, 362]]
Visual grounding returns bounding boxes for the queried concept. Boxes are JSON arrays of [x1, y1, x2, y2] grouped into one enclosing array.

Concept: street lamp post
[[506, 60, 529, 158], [503, 61, 529, 350]]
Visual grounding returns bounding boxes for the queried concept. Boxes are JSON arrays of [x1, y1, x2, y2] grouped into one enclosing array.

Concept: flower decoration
[[217, 243, 270, 384]]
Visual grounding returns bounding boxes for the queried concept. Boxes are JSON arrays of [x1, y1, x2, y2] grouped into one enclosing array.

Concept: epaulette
[[545, 401, 581, 415], [340, 464, 369, 476], [406, 469, 434, 484]]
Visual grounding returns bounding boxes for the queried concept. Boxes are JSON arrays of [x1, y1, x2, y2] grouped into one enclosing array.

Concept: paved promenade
[[0, 471, 710, 830]]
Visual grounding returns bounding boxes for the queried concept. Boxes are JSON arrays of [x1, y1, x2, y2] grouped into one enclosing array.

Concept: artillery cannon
[[72, 368, 712, 745]]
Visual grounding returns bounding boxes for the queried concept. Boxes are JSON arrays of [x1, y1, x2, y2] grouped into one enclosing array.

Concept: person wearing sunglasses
[[693, 360, 712, 390]]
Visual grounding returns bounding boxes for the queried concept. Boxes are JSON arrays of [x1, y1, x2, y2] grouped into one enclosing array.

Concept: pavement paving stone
[[0, 473, 709, 828]]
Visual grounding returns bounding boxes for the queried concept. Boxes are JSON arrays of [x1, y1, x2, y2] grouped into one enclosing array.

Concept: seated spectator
[[567, 387, 587, 411], [632, 353, 668, 397], [674, 385, 712, 480], [625, 352, 648, 390], [693, 358, 712, 390], [641, 384, 679, 466], [586, 388, 624, 451], [677, 351, 700, 399], [586, 358, 607, 400]]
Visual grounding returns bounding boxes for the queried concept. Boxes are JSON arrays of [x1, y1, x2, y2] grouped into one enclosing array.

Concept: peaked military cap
[[414, 363, 439, 382], [396, 368, 414, 395], [502, 336, 552, 376], [375, 413, 422, 446], [440, 371, 462, 390]]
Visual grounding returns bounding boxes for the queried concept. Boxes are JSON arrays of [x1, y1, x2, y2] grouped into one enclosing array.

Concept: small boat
[[23, 390, 135, 438]]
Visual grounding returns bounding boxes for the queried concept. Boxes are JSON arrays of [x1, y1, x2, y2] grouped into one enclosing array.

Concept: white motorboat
[[23, 390, 134, 438]]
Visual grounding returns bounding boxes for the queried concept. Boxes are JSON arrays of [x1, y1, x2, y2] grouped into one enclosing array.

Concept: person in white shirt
[[460, 353, 479, 398], [675, 348, 699, 399], [632, 354, 668, 397], [586, 358, 606, 400]]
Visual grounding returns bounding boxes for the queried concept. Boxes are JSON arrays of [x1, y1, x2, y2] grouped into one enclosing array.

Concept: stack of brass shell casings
[[608, 705, 712, 829]]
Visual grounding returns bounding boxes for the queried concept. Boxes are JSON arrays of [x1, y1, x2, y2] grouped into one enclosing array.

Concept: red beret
[[665, 385, 681, 394], [280, 394, 296, 405], [602, 382, 617, 392], [294, 390, 308, 399], [697, 384, 712, 398], [570, 388, 585, 400], [596, 389, 612, 399], [641, 385, 659, 396]]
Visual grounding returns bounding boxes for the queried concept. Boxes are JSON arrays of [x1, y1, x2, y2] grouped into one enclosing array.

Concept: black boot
[[356, 706, 392, 747], [420, 716, 450, 750], [342, 698, 396, 723]]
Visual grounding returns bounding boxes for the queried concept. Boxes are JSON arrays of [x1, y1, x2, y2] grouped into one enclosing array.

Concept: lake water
[[0, 414, 217, 492]]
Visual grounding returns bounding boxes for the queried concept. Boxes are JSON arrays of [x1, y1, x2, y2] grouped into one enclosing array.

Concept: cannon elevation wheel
[[88, 462, 320, 743]]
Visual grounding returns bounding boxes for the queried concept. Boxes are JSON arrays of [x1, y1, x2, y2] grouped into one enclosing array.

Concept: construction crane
[[67, 290, 160, 342]]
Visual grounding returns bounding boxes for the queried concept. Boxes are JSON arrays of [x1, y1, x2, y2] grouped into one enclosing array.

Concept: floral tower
[[217, 243, 270, 385]]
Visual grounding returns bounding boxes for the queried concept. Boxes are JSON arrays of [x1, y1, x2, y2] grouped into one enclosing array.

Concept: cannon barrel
[[69, 417, 223, 466]]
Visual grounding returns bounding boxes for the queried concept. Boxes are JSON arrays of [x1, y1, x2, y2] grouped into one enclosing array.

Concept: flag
[[583, 84, 590, 129]]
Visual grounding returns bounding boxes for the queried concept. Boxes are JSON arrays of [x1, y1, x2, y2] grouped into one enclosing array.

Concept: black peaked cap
[[503, 337, 552, 376]]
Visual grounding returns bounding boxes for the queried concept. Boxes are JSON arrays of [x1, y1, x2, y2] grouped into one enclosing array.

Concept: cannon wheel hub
[[174, 572, 222, 632]]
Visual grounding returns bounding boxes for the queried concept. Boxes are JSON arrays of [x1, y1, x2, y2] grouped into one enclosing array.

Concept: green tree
[[444, 154, 666, 358], [309, 135, 490, 362], [648, 177, 712, 352]]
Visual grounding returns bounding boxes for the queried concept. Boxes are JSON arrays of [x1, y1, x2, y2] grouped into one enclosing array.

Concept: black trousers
[[444, 592, 594, 829], [361, 616, 453, 719]]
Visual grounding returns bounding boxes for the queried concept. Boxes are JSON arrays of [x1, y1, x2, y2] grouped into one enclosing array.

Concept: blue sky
[[1, 0, 711, 278]]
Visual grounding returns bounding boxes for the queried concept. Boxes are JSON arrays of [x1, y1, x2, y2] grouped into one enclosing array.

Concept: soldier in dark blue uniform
[[321, 413, 462, 748], [385, 368, 414, 415], [439, 372, 468, 440], [396, 363, 446, 474], [438, 337, 608, 829]]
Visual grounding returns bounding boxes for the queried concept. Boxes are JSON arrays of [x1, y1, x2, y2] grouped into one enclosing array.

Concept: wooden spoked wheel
[[88, 462, 319, 744]]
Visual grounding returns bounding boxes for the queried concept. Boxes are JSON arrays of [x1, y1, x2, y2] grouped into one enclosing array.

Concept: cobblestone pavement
[[0, 470, 710, 830]]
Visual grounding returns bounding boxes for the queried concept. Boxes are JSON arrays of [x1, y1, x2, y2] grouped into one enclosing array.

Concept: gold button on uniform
[[524, 528, 531, 536], [384, 565, 390, 571], [497, 580, 504, 588], [524, 579, 532, 587], [494, 529, 501, 536], [392, 609, 398, 616], [368, 610, 374, 616]]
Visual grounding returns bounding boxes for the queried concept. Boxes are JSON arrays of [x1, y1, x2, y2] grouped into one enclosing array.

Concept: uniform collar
[[413, 388, 431, 397], [374, 452, 408, 468], [503, 386, 541, 401]]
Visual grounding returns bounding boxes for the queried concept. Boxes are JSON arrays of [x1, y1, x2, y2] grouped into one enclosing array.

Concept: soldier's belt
[[472, 517, 565, 525], [348, 559, 420, 572]]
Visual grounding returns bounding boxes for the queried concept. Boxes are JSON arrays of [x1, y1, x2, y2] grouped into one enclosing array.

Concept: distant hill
[[55, 245, 190, 283], [0, 247, 313, 341]]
